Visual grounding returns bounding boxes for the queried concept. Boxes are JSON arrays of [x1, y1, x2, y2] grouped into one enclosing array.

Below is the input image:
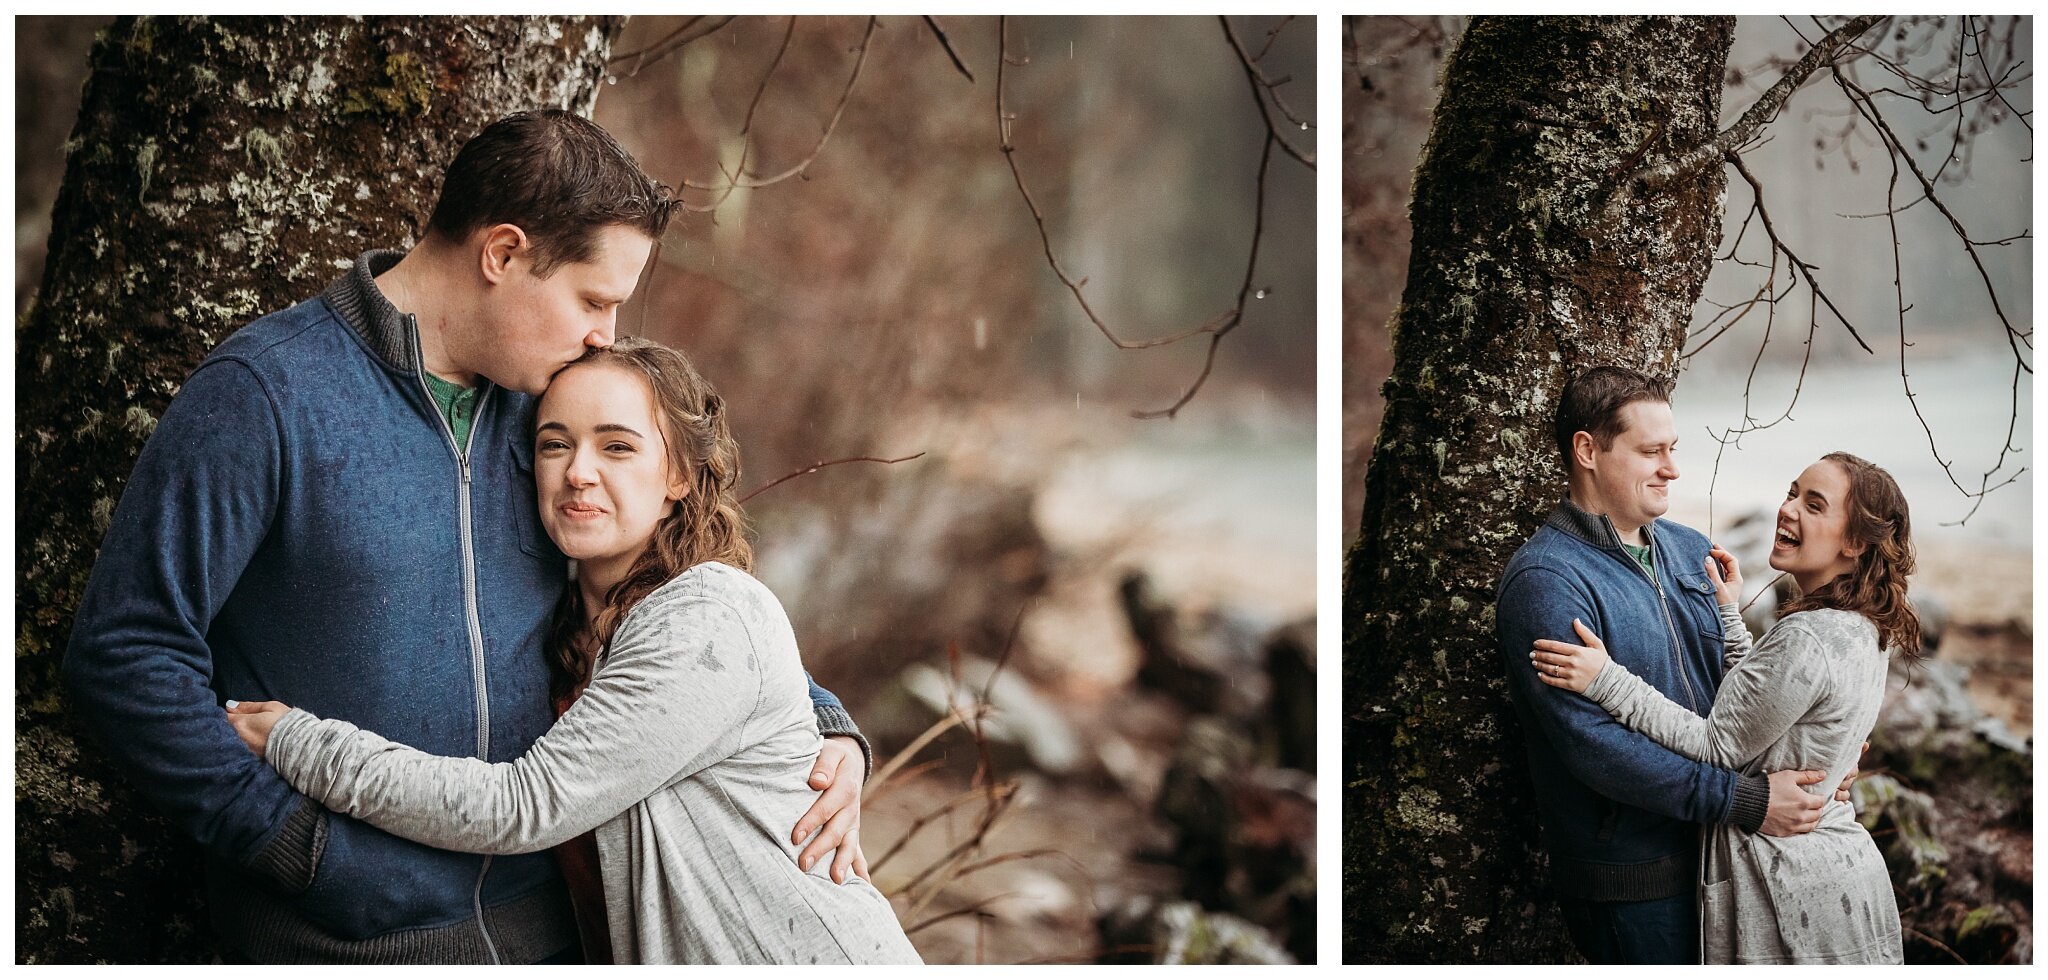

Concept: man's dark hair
[[1554, 366, 1675, 470], [426, 108, 674, 278]]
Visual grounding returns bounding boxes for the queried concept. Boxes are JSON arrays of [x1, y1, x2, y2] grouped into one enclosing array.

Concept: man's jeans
[[1557, 890, 1698, 965]]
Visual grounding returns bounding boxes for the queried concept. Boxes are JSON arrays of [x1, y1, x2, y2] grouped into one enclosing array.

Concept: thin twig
[[922, 15, 976, 82], [738, 452, 923, 504], [1219, 16, 1315, 165], [733, 17, 880, 188], [610, 16, 737, 77]]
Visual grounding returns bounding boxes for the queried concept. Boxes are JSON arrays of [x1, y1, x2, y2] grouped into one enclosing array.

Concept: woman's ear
[[666, 466, 692, 505]]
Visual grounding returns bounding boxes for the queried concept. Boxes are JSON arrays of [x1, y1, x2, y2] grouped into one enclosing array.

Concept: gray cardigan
[[266, 562, 920, 964], [1583, 604, 1903, 964]]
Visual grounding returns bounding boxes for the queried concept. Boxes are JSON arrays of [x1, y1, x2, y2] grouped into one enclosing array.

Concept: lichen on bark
[[1343, 16, 1735, 962]]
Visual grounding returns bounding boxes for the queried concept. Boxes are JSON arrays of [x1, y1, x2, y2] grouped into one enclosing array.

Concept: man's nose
[[1660, 453, 1679, 479], [586, 315, 616, 349]]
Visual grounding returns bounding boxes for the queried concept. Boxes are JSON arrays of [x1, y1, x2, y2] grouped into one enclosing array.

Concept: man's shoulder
[[201, 294, 348, 375], [1499, 524, 1595, 596]]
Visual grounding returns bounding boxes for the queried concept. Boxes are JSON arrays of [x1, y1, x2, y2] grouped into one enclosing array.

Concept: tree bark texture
[[1342, 16, 1735, 962], [16, 15, 623, 963]]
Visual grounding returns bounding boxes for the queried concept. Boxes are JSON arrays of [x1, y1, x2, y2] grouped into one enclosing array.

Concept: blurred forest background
[[1346, 15, 2030, 963], [16, 15, 1314, 964]]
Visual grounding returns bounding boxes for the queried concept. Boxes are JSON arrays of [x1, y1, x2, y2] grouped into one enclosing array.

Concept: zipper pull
[[460, 453, 471, 486]]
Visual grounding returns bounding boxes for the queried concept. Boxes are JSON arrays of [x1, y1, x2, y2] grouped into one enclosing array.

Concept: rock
[[1119, 571, 1271, 718], [1264, 618, 1315, 772], [1096, 896, 1294, 964], [1864, 655, 2032, 963], [1153, 717, 1315, 961]]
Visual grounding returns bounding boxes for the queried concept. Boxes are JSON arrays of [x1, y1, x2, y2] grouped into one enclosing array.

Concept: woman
[[226, 338, 920, 965], [1529, 452, 1913, 964]]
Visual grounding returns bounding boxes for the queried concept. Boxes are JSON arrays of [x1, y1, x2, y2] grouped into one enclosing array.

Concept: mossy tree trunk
[[15, 15, 623, 963], [1342, 16, 1735, 962]]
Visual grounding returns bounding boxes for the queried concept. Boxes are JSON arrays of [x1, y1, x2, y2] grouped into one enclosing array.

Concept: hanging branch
[[676, 17, 799, 214], [1832, 65, 2028, 524], [734, 16, 879, 188], [997, 16, 1297, 419], [1219, 15, 1315, 163]]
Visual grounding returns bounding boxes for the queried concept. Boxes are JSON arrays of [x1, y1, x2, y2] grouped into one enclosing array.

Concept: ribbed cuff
[[249, 795, 327, 895], [1548, 851, 1694, 902], [813, 702, 873, 781], [1729, 772, 1770, 833]]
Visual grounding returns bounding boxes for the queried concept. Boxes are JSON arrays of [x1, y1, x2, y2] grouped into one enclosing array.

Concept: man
[[62, 109, 869, 963], [1496, 366, 1846, 964]]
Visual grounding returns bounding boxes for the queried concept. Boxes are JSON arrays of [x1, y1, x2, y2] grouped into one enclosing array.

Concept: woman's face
[[1768, 458, 1863, 589], [534, 362, 688, 573]]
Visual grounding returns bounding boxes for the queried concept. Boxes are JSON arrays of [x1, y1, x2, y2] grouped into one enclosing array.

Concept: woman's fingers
[[1569, 618, 1603, 648]]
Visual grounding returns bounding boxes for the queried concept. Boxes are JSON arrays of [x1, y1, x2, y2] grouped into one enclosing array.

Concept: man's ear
[[478, 224, 530, 284], [1571, 430, 1599, 473]]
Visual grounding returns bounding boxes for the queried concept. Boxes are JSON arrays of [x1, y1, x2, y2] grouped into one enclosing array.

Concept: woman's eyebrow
[[594, 423, 646, 438]]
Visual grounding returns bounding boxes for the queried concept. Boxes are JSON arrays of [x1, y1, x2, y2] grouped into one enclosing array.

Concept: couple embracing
[[64, 110, 918, 964], [1499, 366, 1914, 964]]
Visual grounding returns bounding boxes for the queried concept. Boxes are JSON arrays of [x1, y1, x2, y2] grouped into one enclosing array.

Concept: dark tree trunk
[[16, 15, 623, 963], [1342, 16, 1735, 962]]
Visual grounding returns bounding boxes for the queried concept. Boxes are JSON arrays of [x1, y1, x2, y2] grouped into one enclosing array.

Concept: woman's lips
[[559, 502, 607, 519]]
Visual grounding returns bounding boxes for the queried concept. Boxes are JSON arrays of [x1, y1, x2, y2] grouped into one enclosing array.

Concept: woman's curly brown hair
[[543, 337, 752, 702], [1781, 452, 1921, 658]]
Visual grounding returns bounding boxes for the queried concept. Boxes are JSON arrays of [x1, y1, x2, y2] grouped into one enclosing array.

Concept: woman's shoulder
[[1769, 607, 1878, 652], [638, 560, 770, 605], [629, 562, 789, 634]]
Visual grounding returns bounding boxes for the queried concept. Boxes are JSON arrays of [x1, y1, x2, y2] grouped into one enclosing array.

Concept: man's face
[[1579, 399, 1679, 533], [476, 224, 654, 395]]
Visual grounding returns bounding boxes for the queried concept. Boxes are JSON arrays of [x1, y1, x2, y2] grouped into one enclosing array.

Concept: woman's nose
[[564, 449, 599, 486]]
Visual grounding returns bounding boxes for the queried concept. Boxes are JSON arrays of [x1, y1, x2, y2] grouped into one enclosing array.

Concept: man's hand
[[1760, 768, 1828, 835], [224, 700, 291, 757], [791, 735, 868, 884]]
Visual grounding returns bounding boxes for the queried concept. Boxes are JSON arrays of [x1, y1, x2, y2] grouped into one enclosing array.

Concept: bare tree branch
[[1220, 15, 1315, 166], [737, 451, 923, 504], [1634, 15, 1886, 193], [733, 17, 879, 188], [609, 16, 736, 77], [997, 17, 1297, 419], [922, 15, 976, 83]]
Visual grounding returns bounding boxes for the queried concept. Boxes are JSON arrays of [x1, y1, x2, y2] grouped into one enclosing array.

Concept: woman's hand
[[791, 735, 869, 883], [225, 700, 291, 758], [1530, 619, 1610, 694], [1705, 545, 1743, 607]]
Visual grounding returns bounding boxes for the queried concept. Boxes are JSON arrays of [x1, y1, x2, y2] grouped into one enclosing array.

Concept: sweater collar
[[321, 249, 415, 374], [1544, 496, 1657, 553]]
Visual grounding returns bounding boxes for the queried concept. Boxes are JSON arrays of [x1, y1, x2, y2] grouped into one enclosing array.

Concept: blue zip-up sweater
[[62, 250, 868, 962], [1496, 499, 1769, 901]]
